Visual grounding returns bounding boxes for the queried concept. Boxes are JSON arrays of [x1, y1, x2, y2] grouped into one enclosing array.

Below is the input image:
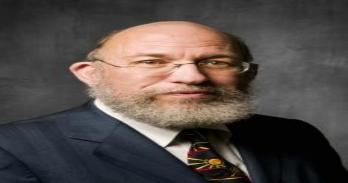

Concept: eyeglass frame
[[89, 58, 258, 75]]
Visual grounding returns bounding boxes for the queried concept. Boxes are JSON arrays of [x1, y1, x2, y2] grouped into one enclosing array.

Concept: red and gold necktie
[[181, 129, 251, 183]]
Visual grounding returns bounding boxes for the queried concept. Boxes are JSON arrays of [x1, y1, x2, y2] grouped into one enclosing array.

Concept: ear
[[246, 63, 258, 81], [237, 63, 258, 92], [69, 61, 101, 86]]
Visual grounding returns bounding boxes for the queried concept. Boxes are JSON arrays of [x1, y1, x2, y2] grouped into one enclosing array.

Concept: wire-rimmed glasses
[[91, 58, 255, 76]]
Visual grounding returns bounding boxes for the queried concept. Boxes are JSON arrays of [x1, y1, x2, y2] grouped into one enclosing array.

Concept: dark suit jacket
[[0, 102, 346, 183]]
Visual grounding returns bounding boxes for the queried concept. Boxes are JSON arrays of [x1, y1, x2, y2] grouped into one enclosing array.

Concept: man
[[0, 21, 346, 183]]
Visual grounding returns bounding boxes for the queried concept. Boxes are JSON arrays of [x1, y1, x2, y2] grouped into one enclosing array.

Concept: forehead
[[99, 24, 234, 58]]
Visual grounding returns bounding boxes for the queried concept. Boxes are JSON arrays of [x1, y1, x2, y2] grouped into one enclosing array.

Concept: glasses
[[91, 58, 255, 76]]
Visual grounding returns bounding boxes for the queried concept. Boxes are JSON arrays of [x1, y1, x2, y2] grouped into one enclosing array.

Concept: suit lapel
[[229, 117, 281, 183], [234, 141, 281, 183], [64, 102, 204, 183]]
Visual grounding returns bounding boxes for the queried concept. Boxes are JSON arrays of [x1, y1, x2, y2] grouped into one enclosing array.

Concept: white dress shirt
[[94, 99, 250, 177]]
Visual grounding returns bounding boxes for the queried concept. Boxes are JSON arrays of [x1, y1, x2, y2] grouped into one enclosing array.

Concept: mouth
[[159, 90, 216, 99]]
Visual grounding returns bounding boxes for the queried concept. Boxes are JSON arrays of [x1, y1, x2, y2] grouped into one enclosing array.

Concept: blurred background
[[0, 0, 347, 167]]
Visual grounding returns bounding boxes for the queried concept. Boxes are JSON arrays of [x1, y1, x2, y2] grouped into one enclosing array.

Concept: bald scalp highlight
[[85, 21, 253, 63]]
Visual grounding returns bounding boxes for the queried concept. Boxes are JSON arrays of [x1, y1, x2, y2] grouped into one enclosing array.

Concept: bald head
[[114, 21, 224, 39], [86, 21, 252, 62], [104, 21, 226, 46]]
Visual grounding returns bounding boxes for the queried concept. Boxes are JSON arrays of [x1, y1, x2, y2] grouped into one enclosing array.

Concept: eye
[[133, 59, 166, 64], [198, 60, 233, 67], [131, 59, 168, 68]]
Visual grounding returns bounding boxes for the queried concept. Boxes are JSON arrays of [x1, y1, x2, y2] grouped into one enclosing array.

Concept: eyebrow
[[130, 53, 171, 59], [198, 54, 239, 60]]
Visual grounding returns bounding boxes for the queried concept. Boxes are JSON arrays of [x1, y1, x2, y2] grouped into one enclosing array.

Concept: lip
[[161, 91, 214, 98], [165, 90, 213, 94]]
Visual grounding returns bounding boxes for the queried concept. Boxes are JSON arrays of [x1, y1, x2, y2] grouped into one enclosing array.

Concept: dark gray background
[[0, 0, 347, 168]]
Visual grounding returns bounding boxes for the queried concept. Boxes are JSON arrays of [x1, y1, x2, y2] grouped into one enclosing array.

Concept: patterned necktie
[[181, 129, 251, 183]]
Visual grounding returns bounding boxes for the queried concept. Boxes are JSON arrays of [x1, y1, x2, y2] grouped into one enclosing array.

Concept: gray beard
[[88, 82, 253, 129]]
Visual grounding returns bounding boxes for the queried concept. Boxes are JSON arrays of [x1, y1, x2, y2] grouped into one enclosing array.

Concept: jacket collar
[[60, 101, 119, 142]]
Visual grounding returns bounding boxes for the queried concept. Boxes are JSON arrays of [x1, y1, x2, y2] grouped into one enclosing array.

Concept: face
[[77, 22, 253, 128]]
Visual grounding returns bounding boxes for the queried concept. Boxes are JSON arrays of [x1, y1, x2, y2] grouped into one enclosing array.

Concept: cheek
[[208, 74, 238, 87], [103, 70, 163, 93]]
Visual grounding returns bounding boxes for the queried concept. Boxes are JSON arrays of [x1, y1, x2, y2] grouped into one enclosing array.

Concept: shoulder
[[230, 114, 323, 136], [0, 103, 82, 129], [0, 101, 95, 129], [0, 102, 92, 149], [237, 114, 348, 181], [0, 101, 118, 151], [228, 114, 331, 150]]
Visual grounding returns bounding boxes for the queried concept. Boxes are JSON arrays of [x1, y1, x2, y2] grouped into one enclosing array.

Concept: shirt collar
[[94, 99, 231, 147]]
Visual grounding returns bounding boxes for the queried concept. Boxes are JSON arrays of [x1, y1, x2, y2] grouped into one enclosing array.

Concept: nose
[[166, 62, 209, 84]]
